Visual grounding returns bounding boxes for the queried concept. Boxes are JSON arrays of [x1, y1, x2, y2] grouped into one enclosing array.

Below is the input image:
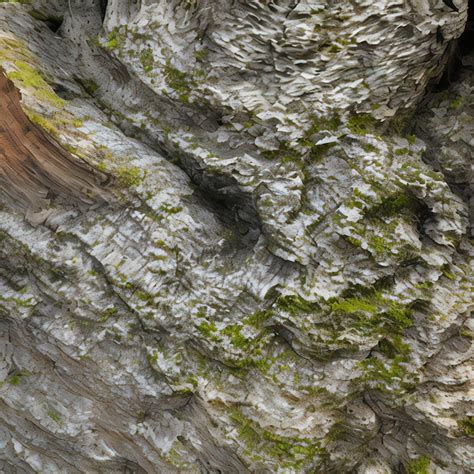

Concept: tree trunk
[[0, 0, 472, 472]]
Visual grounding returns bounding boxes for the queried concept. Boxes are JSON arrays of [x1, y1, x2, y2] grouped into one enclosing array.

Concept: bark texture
[[0, 1, 472, 473]]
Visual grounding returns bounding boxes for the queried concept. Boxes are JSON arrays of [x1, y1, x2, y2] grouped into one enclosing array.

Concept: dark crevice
[[29, 11, 63, 33], [414, 2, 473, 209], [176, 150, 262, 243], [59, 6, 262, 249], [105, 116, 262, 250], [414, 202, 437, 241], [459, 0, 474, 57], [99, 0, 108, 23], [435, 0, 474, 90], [45, 17, 63, 33], [64, 8, 262, 248], [52, 83, 78, 100]]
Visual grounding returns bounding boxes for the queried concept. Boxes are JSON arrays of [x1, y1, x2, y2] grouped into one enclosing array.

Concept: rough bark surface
[[0, 1, 472, 473]]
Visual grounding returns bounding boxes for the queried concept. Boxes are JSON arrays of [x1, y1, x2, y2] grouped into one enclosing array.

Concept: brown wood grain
[[0, 70, 108, 212]]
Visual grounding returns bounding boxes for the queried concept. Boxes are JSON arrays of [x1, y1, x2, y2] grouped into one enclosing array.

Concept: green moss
[[331, 297, 377, 314], [347, 113, 377, 135], [364, 192, 414, 219], [134, 290, 154, 303], [244, 309, 273, 327], [159, 203, 182, 215], [449, 96, 463, 110], [383, 303, 413, 330], [442, 269, 456, 281], [459, 328, 473, 340], [359, 355, 415, 394], [395, 148, 409, 155], [140, 47, 154, 73], [221, 324, 251, 349], [378, 335, 411, 358], [99, 306, 118, 321], [7, 370, 28, 386], [194, 48, 208, 61], [388, 113, 412, 136], [277, 295, 320, 316], [197, 321, 218, 338], [331, 292, 413, 334], [306, 114, 341, 135], [79, 78, 98, 95], [309, 142, 336, 162], [105, 26, 128, 50], [458, 416, 474, 437], [26, 110, 86, 139], [163, 60, 197, 104], [147, 351, 158, 365], [27, 111, 58, 137], [229, 408, 325, 468], [407, 455, 431, 474], [324, 422, 347, 443], [116, 166, 143, 187], [230, 410, 261, 446], [344, 191, 428, 259], [346, 236, 362, 247], [362, 143, 378, 153], [7, 61, 66, 107], [368, 235, 392, 254], [327, 284, 414, 361], [47, 410, 62, 423], [164, 442, 195, 469], [2, 295, 34, 308]]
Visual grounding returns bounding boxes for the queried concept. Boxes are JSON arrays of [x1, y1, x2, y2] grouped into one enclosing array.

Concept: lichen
[[47, 410, 62, 424], [197, 320, 218, 339], [6, 370, 29, 386], [7, 60, 65, 107], [407, 455, 431, 474], [228, 408, 326, 469], [458, 417, 474, 437], [116, 166, 143, 187], [330, 291, 413, 334], [163, 60, 197, 104], [277, 295, 320, 316], [104, 26, 128, 50], [26, 111, 59, 137], [347, 113, 377, 135], [79, 78, 98, 95], [359, 355, 416, 395], [139, 47, 154, 73]]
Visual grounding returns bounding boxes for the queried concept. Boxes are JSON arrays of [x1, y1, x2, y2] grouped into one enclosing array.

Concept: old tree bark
[[0, 0, 472, 472]]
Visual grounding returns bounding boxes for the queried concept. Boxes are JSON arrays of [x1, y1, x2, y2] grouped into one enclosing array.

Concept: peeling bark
[[0, 1, 472, 473]]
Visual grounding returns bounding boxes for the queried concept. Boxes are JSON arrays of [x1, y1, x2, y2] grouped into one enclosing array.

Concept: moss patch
[[458, 416, 474, 437], [277, 295, 320, 316], [229, 408, 326, 469], [6, 370, 29, 386], [140, 47, 154, 73], [407, 455, 431, 474], [116, 166, 143, 187], [7, 60, 65, 107], [347, 113, 377, 135], [163, 60, 197, 104]]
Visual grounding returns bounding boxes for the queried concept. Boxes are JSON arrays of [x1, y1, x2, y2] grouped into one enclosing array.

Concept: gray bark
[[0, 0, 472, 472]]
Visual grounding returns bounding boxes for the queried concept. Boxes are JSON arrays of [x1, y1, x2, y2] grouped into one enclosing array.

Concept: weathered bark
[[0, 1, 472, 472]]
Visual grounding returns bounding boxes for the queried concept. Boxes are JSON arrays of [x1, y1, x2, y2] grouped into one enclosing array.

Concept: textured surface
[[0, 1, 472, 472]]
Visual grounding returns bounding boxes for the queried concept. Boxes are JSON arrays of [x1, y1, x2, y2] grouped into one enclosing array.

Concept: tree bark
[[0, 1, 472, 472]]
